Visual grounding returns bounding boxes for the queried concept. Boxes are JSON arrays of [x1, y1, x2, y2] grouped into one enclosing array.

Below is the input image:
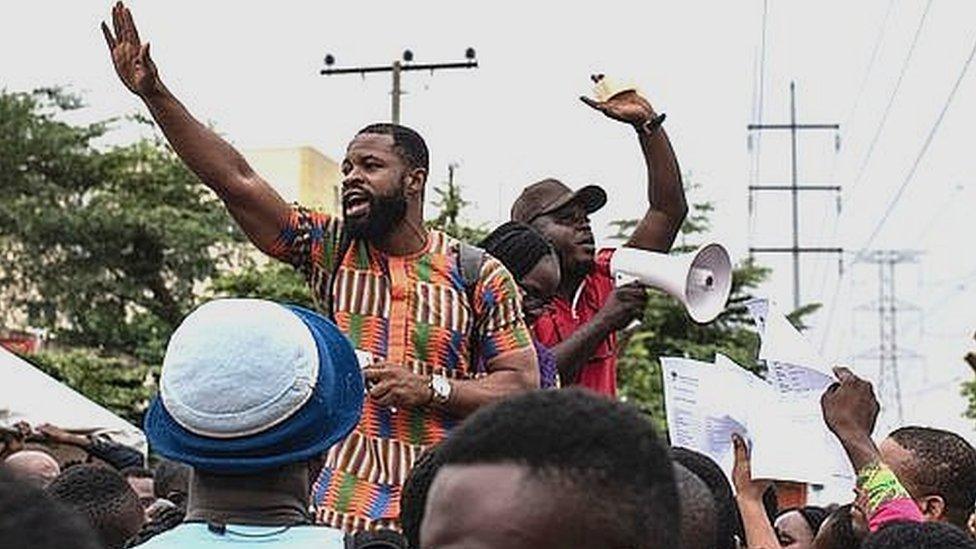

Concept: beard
[[345, 183, 408, 241]]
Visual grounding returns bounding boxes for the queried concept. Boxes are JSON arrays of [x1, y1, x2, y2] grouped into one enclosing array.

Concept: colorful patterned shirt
[[269, 206, 534, 532]]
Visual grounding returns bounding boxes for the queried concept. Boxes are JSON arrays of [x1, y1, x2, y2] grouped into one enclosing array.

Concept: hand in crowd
[[821, 366, 881, 471], [101, 2, 159, 98], [36, 423, 89, 447], [0, 421, 32, 459], [580, 74, 657, 126], [731, 433, 770, 502], [364, 363, 434, 409], [598, 282, 649, 331]]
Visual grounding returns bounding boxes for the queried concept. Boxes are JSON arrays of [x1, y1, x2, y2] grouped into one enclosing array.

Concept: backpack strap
[[458, 242, 486, 295], [457, 242, 487, 370]]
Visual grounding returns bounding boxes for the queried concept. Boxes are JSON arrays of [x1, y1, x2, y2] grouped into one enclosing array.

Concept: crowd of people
[[2, 2, 976, 547]]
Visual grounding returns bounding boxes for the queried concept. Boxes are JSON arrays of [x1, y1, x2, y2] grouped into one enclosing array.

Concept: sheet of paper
[[661, 356, 763, 481], [746, 298, 835, 393], [661, 354, 854, 486]]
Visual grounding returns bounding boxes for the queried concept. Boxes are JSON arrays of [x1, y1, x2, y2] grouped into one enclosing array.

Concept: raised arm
[[581, 78, 688, 253], [101, 2, 290, 256]]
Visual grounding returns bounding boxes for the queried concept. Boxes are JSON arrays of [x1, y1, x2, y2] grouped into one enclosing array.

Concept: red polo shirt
[[531, 248, 618, 396]]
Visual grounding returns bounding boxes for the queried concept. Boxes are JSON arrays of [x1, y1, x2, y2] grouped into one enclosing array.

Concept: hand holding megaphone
[[610, 243, 733, 324]]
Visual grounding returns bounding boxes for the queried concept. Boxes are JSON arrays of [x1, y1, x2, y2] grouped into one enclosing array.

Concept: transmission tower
[[855, 250, 922, 424]]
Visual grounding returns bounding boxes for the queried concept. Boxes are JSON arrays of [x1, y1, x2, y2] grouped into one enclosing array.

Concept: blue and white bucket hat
[[144, 299, 364, 474]]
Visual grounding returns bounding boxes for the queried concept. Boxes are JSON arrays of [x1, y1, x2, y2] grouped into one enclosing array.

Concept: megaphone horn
[[610, 243, 733, 324]]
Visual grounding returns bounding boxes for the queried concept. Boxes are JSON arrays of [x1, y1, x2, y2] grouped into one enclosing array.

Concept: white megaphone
[[610, 243, 733, 324]]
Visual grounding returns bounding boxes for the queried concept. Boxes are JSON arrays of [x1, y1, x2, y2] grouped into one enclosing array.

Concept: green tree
[[426, 165, 488, 244], [1, 88, 249, 422], [0, 88, 245, 366], [209, 259, 314, 309]]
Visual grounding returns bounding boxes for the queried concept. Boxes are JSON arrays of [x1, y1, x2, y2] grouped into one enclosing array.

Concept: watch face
[[433, 376, 451, 399]]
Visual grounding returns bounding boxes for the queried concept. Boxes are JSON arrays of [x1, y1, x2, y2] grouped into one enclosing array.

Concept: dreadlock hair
[[400, 445, 443, 549], [479, 221, 557, 279], [674, 462, 718, 549], [0, 468, 102, 549], [356, 123, 429, 173], [47, 464, 144, 549], [862, 520, 976, 549], [889, 426, 976, 528], [435, 388, 680, 549]]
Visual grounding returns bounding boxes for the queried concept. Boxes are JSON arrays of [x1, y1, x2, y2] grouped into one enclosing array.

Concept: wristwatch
[[638, 112, 667, 135], [429, 374, 452, 405]]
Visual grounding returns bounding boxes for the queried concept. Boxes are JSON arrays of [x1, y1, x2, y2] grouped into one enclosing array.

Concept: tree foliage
[[0, 88, 245, 365]]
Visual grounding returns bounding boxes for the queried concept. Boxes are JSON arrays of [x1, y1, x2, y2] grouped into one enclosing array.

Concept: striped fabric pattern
[[270, 206, 532, 532]]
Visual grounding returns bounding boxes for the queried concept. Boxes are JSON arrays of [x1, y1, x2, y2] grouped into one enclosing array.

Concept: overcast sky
[[3, 1, 975, 440]]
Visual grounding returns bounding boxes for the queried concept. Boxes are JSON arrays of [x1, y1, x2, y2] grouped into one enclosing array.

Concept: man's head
[[400, 446, 443, 549], [812, 504, 869, 549], [862, 520, 976, 549], [143, 299, 364, 501], [421, 388, 679, 549], [880, 426, 976, 528], [480, 221, 561, 323], [2, 449, 60, 488], [46, 464, 144, 549], [342, 124, 429, 240], [674, 462, 718, 549], [0, 469, 101, 549], [775, 506, 829, 549], [511, 179, 607, 280], [671, 447, 742, 549], [120, 466, 155, 510]]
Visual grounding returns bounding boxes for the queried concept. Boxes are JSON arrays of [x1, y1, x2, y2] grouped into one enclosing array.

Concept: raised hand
[[101, 1, 159, 97], [821, 366, 880, 440], [580, 74, 656, 126]]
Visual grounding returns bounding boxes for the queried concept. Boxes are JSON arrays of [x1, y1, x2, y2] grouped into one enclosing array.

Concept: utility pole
[[855, 250, 922, 425], [321, 49, 478, 125], [748, 81, 842, 310]]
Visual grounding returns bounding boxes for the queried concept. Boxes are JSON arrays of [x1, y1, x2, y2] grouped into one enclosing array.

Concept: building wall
[[242, 146, 341, 214]]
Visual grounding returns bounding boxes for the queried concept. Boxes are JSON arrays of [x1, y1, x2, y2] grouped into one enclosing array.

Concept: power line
[[857, 33, 976, 254], [842, 0, 897, 130], [848, 0, 934, 194]]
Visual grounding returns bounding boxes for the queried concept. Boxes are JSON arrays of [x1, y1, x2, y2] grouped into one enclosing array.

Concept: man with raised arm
[[101, 2, 538, 532], [511, 79, 688, 393]]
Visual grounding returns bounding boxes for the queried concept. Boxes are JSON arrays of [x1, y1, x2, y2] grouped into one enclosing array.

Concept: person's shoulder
[[279, 525, 346, 547], [135, 524, 345, 548], [131, 523, 204, 547]]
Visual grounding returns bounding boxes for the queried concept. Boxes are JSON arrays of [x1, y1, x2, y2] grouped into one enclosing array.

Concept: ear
[[919, 495, 946, 521], [404, 167, 427, 197]]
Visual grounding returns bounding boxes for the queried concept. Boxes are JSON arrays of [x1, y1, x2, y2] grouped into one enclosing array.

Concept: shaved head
[[3, 450, 60, 488]]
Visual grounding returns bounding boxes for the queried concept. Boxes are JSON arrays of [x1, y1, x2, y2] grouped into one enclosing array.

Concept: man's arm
[[102, 2, 290, 256], [362, 348, 538, 419], [581, 79, 688, 253], [444, 346, 538, 417], [549, 283, 646, 384]]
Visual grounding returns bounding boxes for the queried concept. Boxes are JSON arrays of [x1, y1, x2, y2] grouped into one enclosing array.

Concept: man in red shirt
[[511, 84, 687, 396]]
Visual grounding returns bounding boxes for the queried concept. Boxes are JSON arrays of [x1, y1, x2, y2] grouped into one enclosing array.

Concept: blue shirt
[[135, 523, 345, 548]]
